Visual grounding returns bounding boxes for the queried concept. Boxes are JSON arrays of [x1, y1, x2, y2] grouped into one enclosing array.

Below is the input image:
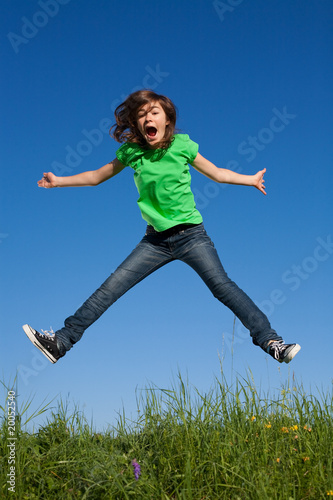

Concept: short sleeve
[[186, 137, 199, 164], [177, 134, 199, 164], [116, 143, 131, 166], [116, 143, 142, 166]]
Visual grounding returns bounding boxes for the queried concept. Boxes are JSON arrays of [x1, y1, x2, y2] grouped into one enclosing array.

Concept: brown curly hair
[[110, 90, 177, 149]]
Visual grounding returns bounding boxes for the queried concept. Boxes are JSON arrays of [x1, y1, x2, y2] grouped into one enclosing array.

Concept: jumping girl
[[23, 90, 301, 364]]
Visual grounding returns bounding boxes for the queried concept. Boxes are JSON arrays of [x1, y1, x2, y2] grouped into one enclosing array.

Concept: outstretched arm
[[191, 152, 267, 195], [38, 158, 125, 188]]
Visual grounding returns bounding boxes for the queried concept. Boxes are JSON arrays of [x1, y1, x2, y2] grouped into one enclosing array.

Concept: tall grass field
[[1, 371, 332, 499]]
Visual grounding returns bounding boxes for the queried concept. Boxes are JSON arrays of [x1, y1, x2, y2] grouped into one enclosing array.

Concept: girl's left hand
[[253, 168, 267, 195]]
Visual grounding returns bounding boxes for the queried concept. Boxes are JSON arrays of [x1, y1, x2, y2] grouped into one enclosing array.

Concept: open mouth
[[146, 126, 157, 138]]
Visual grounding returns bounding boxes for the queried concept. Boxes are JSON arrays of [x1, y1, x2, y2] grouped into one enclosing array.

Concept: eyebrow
[[137, 105, 160, 116]]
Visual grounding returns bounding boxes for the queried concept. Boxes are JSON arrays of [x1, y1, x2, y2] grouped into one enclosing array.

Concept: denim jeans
[[55, 223, 282, 354]]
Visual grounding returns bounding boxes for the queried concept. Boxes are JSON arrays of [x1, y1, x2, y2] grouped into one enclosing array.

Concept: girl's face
[[136, 101, 170, 148]]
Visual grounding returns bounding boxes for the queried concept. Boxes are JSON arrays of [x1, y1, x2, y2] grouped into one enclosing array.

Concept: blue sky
[[1, 0, 332, 431]]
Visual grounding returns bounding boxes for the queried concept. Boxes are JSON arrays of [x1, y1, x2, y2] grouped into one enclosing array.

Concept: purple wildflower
[[132, 459, 141, 481]]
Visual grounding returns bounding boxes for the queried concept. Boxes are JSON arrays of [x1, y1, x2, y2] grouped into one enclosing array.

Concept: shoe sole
[[281, 344, 301, 364], [22, 324, 58, 364]]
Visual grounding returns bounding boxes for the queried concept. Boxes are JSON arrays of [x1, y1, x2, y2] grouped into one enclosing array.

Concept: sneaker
[[22, 324, 64, 364], [267, 341, 301, 364]]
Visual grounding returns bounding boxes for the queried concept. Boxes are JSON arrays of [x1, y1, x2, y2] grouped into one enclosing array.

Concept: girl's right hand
[[37, 172, 58, 188]]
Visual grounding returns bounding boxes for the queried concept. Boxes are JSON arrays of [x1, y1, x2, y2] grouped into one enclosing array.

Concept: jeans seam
[[117, 258, 173, 295]]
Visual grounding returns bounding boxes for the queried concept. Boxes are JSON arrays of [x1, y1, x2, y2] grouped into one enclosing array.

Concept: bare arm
[[191, 152, 267, 195], [38, 158, 125, 188]]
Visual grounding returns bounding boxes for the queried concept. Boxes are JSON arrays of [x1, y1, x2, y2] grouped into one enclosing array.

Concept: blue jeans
[[55, 223, 282, 354]]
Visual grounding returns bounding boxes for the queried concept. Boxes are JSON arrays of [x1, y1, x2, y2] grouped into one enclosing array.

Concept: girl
[[23, 90, 300, 364]]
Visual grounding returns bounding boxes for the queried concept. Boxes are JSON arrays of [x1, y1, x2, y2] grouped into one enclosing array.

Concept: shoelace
[[41, 328, 55, 337], [270, 341, 285, 359]]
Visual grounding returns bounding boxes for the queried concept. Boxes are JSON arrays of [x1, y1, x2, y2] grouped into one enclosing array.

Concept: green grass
[[1, 371, 332, 499]]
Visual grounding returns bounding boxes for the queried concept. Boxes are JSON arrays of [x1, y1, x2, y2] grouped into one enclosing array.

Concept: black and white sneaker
[[22, 324, 64, 364], [267, 341, 301, 364]]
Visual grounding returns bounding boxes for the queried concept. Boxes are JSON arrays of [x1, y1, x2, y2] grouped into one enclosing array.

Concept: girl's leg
[[174, 225, 282, 350], [55, 235, 173, 354]]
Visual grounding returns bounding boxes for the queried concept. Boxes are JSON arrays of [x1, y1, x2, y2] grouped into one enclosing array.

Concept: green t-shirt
[[116, 134, 203, 231]]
